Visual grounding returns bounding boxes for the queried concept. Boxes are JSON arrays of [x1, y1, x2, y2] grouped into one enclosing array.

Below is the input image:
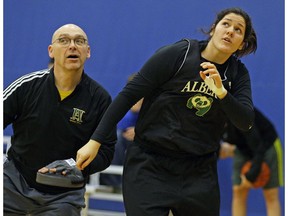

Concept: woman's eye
[[222, 22, 229, 27], [235, 28, 242, 34]]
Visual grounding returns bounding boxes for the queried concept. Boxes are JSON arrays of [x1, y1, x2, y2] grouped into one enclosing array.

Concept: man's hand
[[76, 140, 101, 170], [199, 62, 227, 99], [38, 167, 58, 174]]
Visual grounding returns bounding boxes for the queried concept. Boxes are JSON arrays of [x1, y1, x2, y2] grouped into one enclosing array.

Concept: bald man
[[3, 24, 117, 215]]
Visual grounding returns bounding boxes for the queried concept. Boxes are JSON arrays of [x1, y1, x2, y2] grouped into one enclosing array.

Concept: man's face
[[48, 24, 90, 71]]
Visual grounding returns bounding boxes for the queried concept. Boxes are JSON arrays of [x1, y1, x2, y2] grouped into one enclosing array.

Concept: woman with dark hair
[[77, 7, 257, 216]]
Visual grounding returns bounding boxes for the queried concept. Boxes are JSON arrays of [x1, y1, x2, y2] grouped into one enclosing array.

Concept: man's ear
[[48, 45, 54, 58], [86, 46, 91, 59]]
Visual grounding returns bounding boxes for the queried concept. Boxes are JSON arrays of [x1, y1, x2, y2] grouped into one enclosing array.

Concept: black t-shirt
[[91, 39, 254, 156]]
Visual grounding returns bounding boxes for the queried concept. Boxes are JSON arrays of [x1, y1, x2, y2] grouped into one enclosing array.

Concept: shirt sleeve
[[219, 62, 254, 131], [3, 81, 24, 128], [90, 40, 189, 143], [244, 109, 278, 182], [84, 88, 117, 175]]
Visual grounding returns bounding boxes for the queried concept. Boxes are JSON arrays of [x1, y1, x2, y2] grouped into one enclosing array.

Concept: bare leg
[[232, 185, 249, 216], [263, 188, 281, 216]]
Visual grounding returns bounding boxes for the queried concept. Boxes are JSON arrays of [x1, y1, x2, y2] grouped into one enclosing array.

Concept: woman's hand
[[199, 62, 227, 99], [240, 174, 253, 188], [76, 140, 101, 170]]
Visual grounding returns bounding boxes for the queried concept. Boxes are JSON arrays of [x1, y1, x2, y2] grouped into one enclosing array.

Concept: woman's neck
[[201, 42, 231, 64]]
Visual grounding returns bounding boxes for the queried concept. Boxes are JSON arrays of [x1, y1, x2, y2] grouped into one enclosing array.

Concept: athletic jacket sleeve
[[223, 108, 277, 183], [242, 126, 265, 182], [4, 94, 16, 128], [4, 79, 25, 129], [84, 86, 117, 175], [90, 40, 188, 143], [244, 108, 278, 182], [219, 62, 254, 131]]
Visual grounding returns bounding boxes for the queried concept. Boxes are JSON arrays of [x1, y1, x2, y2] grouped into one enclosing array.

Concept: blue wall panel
[[4, 0, 284, 215]]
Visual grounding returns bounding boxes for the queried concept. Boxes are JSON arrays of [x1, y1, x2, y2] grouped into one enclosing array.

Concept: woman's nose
[[226, 27, 234, 36]]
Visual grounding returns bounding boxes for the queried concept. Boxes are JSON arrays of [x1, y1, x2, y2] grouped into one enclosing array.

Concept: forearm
[[90, 95, 134, 143], [220, 93, 254, 131], [83, 143, 115, 175], [245, 154, 264, 182]]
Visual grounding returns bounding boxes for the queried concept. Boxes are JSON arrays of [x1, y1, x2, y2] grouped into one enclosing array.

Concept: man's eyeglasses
[[52, 37, 88, 47]]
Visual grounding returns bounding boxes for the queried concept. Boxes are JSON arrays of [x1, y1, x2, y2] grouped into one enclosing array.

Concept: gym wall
[[4, 0, 284, 215]]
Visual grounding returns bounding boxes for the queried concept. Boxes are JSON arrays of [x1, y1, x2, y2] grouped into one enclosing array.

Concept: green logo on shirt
[[70, 108, 85, 124], [186, 93, 213, 116]]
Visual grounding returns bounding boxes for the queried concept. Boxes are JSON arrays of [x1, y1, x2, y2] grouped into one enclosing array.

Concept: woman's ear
[[238, 41, 245, 50], [210, 24, 216, 37]]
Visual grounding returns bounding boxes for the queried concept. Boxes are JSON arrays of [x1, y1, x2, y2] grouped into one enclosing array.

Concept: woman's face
[[210, 13, 246, 55]]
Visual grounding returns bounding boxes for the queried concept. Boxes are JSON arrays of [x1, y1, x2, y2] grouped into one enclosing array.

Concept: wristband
[[204, 76, 226, 96]]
